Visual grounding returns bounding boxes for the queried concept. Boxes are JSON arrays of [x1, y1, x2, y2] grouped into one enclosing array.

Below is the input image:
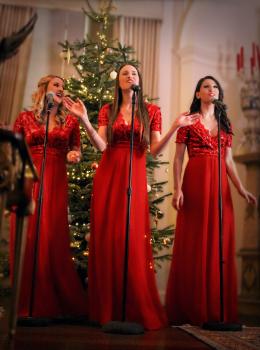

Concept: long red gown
[[88, 103, 167, 330], [165, 120, 238, 325], [10, 111, 88, 317]]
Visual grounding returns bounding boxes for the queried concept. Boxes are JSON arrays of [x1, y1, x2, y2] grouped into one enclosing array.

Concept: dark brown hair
[[107, 64, 150, 146], [190, 75, 232, 133]]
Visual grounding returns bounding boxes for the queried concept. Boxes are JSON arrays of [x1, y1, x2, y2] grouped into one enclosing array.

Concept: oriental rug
[[178, 325, 260, 350]]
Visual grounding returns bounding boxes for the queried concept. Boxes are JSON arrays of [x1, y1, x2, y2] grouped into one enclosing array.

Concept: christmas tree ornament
[[85, 233, 91, 242], [91, 162, 99, 170], [110, 70, 117, 80]]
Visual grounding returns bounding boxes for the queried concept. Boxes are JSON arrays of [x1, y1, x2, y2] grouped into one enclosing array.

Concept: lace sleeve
[[13, 112, 25, 134], [98, 104, 110, 127], [148, 104, 162, 133], [226, 132, 232, 148], [176, 127, 189, 144]]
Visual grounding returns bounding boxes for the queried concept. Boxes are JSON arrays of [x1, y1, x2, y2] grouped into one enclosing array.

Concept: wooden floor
[[1, 321, 212, 350], [1, 296, 259, 350]]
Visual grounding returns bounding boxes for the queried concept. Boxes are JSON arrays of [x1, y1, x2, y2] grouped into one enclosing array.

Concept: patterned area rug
[[178, 325, 260, 350]]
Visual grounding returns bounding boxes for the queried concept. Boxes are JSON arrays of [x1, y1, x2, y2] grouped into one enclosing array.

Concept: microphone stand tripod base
[[102, 320, 145, 335], [17, 316, 51, 327], [202, 321, 242, 331]]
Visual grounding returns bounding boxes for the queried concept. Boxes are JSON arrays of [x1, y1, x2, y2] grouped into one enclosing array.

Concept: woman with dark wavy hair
[[64, 63, 199, 329], [165, 76, 256, 326], [10, 75, 88, 318]]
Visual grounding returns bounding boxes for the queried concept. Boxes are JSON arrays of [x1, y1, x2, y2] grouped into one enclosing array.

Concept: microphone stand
[[18, 102, 53, 327], [0, 129, 38, 337], [203, 104, 242, 331], [102, 88, 144, 335]]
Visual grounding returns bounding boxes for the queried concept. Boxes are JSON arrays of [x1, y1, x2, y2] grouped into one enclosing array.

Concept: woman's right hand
[[172, 189, 184, 210], [174, 111, 200, 129], [63, 97, 89, 121]]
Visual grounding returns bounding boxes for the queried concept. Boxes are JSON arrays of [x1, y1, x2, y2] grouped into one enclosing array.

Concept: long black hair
[[107, 63, 150, 146], [190, 75, 232, 134]]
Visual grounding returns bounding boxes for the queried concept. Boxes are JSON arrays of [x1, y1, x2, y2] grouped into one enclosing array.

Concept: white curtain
[[113, 16, 161, 99]]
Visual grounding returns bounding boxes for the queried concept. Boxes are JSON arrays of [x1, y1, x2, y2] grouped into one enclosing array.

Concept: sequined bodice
[[176, 120, 232, 158], [13, 111, 80, 155], [98, 103, 162, 148]]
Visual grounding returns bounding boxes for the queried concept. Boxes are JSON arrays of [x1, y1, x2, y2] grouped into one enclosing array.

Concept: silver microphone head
[[46, 91, 55, 110]]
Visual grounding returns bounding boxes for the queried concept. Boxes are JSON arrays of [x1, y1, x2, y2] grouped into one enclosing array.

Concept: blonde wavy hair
[[31, 75, 67, 124]]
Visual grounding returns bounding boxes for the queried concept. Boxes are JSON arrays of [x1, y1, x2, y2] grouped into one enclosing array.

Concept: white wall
[[157, 0, 260, 300], [22, 8, 85, 109]]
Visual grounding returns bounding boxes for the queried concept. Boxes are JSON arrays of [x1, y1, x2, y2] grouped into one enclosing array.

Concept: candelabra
[[236, 43, 260, 155], [234, 42, 260, 319]]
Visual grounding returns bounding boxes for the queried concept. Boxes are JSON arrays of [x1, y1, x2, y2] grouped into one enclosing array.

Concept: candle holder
[[236, 78, 260, 154], [236, 42, 260, 155]]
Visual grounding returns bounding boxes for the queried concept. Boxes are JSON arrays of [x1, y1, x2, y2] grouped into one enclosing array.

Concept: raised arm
[[150, 112, 199, 158], [225, 147, 257, 205], [63, 97, 107, 152], [172, 143, 186, 210], [80, 113, 107, 152]]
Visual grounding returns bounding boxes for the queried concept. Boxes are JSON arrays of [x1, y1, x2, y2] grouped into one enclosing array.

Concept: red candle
[[236, 53, 240, 72], [240, 46, 244, 69], [256, 45, 260, 70], [250, 57, 254, 76], [252, 42, 256, 67]]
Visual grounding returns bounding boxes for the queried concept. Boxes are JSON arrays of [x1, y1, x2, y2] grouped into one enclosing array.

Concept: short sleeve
[[98, 104, 110, 127], [147, 104, 162, 133], [226, 132, 232, 148], [176, 127, 189, 144], [69, 116, 81, 149], [13, 112, 25, 134]]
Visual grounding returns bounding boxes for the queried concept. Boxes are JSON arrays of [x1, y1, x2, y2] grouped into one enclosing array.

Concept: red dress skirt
[[88, 103, 167, 330], [10, 111, 88, 317], [165, 121, 237, 325]]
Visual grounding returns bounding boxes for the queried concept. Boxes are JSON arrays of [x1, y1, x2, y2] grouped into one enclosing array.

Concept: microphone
[[212, 98, 227, 110], [131, 84, 141, 92], [46, 91, 55, 110]]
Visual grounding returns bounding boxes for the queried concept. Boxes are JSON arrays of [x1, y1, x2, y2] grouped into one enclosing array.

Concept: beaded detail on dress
[[176, 120, 232, 158], [13, 111, 80, 155], [98, 103, 161, 149]]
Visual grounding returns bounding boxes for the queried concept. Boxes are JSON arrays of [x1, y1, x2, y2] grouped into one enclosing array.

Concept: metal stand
[[0, 129, 38, 337], [203, 104, 242, 331], [103, 90, 144, 335], [18, 107, 53, 327]]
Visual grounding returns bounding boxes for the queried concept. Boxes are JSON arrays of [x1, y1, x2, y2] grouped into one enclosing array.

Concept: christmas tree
[[59, 0, 173, 281]]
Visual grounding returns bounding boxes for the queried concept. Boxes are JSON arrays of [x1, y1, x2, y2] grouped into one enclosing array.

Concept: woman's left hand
[[238, 186, 257, 205], [63, 97, 88, 120], [67, 150, 81, 164]]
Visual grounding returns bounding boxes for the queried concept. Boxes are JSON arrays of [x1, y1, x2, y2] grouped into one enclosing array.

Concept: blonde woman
[[10, 75, 87, 318]]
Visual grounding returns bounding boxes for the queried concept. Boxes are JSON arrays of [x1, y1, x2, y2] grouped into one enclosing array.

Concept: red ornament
[[91, 162, 99, 170]]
